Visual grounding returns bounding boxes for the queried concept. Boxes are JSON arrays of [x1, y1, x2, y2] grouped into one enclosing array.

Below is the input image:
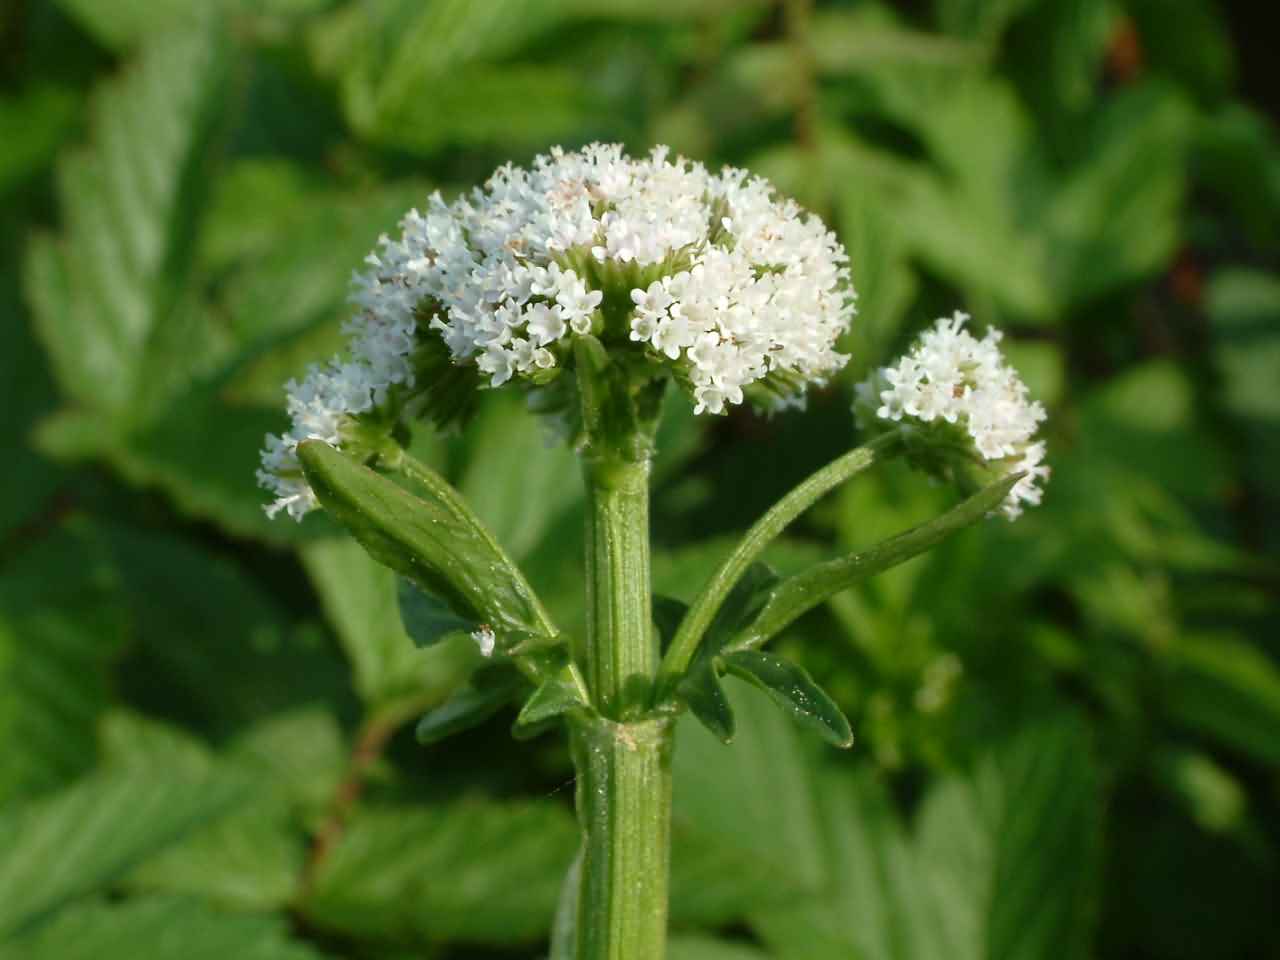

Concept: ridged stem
[[582, 455, 657, 717], [570, 715, 674, 960]]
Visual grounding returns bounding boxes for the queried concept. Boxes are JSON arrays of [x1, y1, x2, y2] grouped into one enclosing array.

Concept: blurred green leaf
[[1166, 634, 1280, 766], [811, 7, 977, 74], [457, 392, 583, 562], [0, 523, 123, 802], [398, 579, 477, 648], [0, 87, 79, 198], [1044, 85, 1192, 304], [0, 895, 327, 960], [908, 715, 1101, 960], [0, 766, 246, 938], [668, 936, 774, 960], [310, 0, 595, 152], [1209, 269, 1280, 421], [934, 0, 1036, 44], [670, 687, 825, 928], [415, 667, 525, 745], [303, 800, 578, 945], [99, 711, 322, 911], [105, 523, 348, 738], [24, 24, 232, 421], [304, 537, 474, 708], [52, 0, 210, 50]]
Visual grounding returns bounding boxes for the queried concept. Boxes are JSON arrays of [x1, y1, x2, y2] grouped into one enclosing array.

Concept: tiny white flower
[[524, 302, 565, 346]]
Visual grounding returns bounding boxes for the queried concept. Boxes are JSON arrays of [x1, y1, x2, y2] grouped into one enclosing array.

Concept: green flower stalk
[[259, 144, 1047, 959]]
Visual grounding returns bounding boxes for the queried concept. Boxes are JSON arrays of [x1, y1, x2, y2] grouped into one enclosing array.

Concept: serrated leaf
[[416, 669, 525, 745], [297, 441, 558, 647], [678, 658, 736, 744], [0, 895, 328, 960], [100, 712, 312, 911], [0, 770, 246, 937], [720, 651, 852, 749], [311, 0, 589, 152], [303, 801, 578, 945], [671, 686, 825, 927], [24, 24, 232, 422], [398, 578, 476, 648], [908, 717, 1102, 960], [675, 688, 1102, 960]]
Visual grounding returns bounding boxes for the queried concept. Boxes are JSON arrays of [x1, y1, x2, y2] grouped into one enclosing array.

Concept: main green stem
[[581, 456, 658, 716], [572, 398, 672, 959], [571, 715, 673, 960]]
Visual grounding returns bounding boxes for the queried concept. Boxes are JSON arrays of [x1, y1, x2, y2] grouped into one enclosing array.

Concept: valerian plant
[[257, 144, 1048, 960]]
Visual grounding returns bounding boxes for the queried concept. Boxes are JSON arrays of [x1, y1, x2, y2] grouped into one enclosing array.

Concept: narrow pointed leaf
[[735, 473, 1021, 652], [659, 435, 898, 691], [415, 669, 525, 745], [297, 441, 557, 647], [514, 662, 590, 733], [721, 650, 852, 748], [678, 659, 736, 744], [398, 578, 477, 648]]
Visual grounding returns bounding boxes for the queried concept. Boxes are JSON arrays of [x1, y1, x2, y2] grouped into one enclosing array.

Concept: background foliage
[[2, 0, 1278, 957]]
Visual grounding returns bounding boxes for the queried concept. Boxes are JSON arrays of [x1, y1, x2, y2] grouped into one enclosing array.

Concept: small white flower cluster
[[855, 312, 1049, 519], [259, 143, 856, 519], [256, 310, 416, 519], [361, 142, 852, 412]]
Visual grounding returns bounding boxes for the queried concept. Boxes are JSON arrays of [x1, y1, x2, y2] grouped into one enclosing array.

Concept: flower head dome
[[854, 312, 1049, 519], [260, 143, 857, 519]]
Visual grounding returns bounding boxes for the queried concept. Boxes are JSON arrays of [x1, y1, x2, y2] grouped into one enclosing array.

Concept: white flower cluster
[[256, 310, 417, 519], [855, 312, 1049, 519], [259, 143, 856, 520]]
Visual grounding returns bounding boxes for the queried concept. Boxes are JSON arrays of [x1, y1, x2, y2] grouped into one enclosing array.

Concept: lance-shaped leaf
[[398, 577, 477, 648], [669, 564, 778, 740], [720, 651, 852, 749], [734, 473, 1020, 652], [513, 660, 591, 735], [677, 658, 735, 744], [297, 440, 558, 649], [416, 667, 526, 746], [658, 435, 899, 693]]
